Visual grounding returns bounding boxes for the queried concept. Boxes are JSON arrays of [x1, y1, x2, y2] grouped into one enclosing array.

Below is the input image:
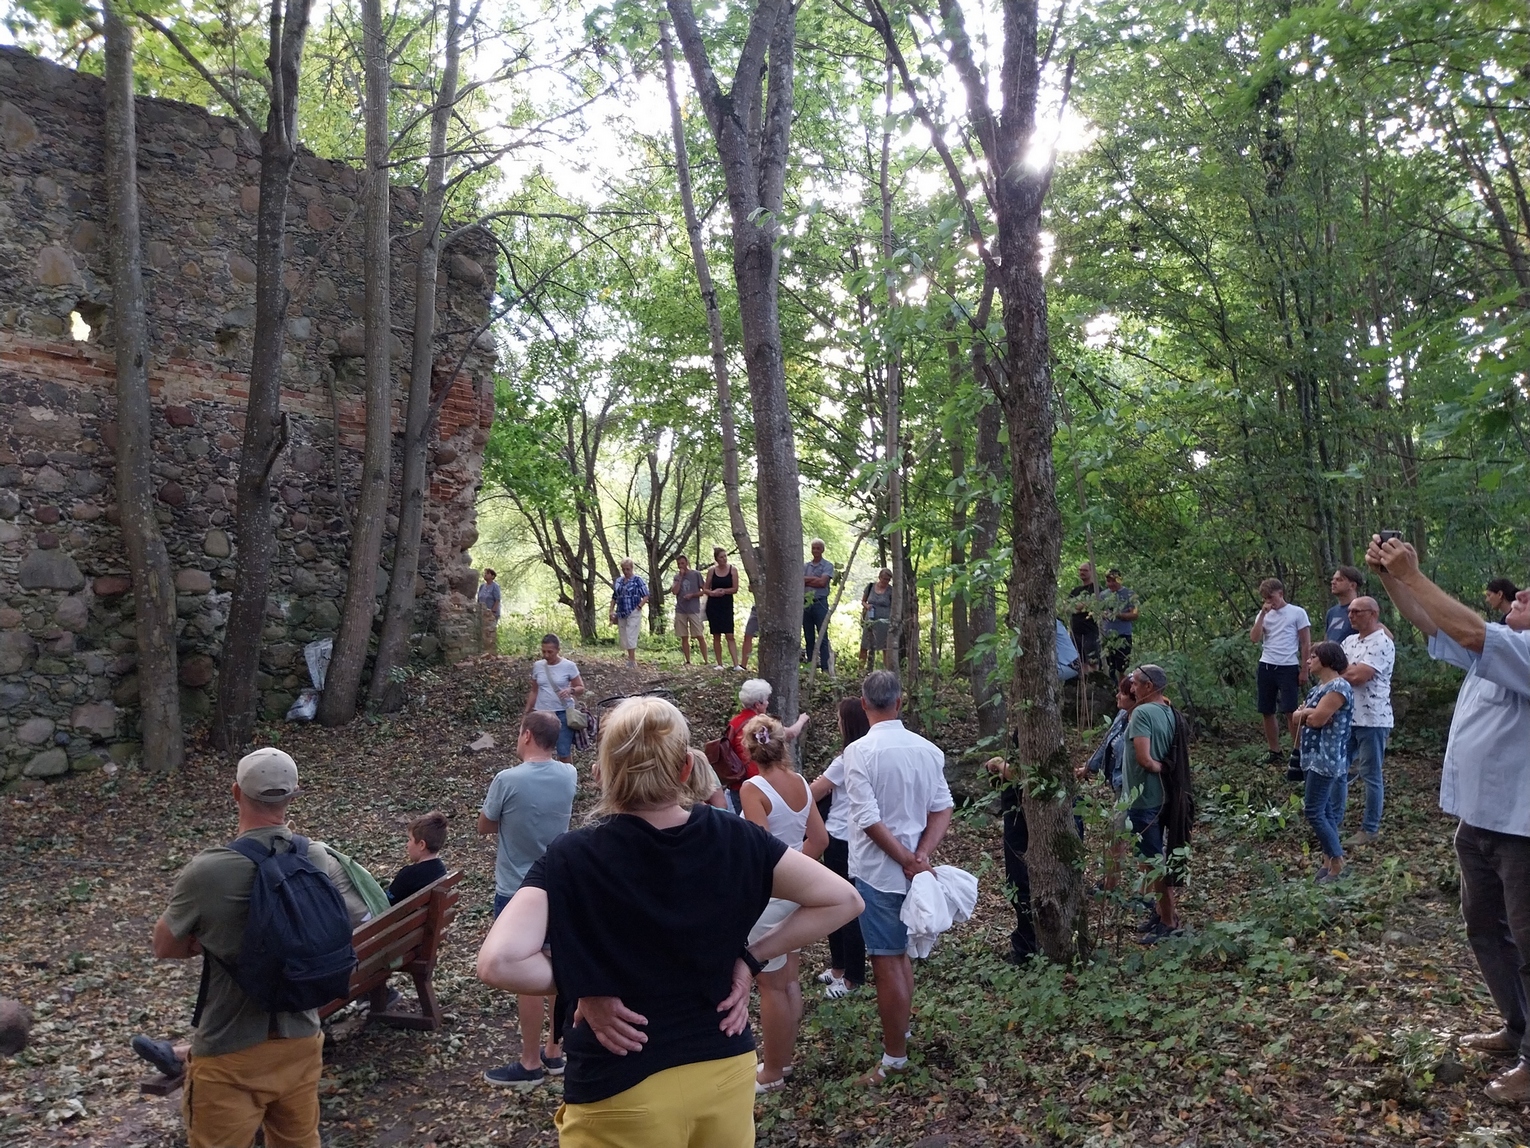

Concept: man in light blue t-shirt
[[477, 711, 577, 1090]]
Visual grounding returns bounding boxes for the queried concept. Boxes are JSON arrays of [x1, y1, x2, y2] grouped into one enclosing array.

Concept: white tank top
[[743, 772, 810, 851]]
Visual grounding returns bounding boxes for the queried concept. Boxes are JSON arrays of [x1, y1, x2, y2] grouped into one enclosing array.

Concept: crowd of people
[[484, 540, 907, 676], [129, 533, 1530, 1148]]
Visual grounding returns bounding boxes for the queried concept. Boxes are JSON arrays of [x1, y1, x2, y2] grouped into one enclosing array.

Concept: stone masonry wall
[[0, 48, 497, 784]]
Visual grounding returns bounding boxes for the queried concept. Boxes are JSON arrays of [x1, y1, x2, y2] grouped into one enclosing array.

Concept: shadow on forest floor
[[2, 652, 1528, 1146]]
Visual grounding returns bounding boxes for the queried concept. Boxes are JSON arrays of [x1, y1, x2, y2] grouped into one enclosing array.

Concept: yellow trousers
[[181, 1033, 324, 1148], [555, 1051, 756, 1147]]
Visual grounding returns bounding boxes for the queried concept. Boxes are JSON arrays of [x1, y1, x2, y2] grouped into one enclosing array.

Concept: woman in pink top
[[740, 714, 828, 1093]]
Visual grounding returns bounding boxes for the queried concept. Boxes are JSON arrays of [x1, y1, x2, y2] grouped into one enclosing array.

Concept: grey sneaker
[[484, 1062, 544, 1090], [1343, 830, 1380, 848]]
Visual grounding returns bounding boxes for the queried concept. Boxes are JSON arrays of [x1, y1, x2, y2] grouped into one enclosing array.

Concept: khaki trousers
[[182, 1033, 324, 1148]]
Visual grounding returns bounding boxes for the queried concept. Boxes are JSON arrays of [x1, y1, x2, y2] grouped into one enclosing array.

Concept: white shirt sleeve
[[823, 756, 845, 786], [927, 752, 955, 812], [1475, 624, 1530, 700], [844, 745, 882, 830]]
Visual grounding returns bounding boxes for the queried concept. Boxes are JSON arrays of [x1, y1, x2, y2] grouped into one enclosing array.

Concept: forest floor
[[3, 650, 1530, 1147]]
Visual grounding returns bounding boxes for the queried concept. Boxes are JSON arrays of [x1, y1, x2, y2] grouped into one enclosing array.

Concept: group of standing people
[[474, 665, 955, 1147], [1068, 563, 1139, 682], [1249, 567, 1396, 882]]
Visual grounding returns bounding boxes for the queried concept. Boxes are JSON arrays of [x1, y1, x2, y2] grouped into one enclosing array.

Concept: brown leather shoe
[[1461, 1027, 1522, 1055], [1485, 1060, 1530, 1105]]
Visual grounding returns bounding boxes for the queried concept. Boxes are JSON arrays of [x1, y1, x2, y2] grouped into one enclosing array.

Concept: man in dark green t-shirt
[[1125, 665, 1182, 941]]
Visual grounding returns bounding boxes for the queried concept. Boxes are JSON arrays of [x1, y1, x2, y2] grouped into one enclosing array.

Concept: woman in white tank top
[[740, 713, 827, 1092]]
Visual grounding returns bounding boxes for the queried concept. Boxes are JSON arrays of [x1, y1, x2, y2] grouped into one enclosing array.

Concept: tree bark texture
[[370, 0, 463, 704], [667, 0, 805, 723], [660, 23, 761, 592], [212, 0, 313, 751], [878, 62, 906, 674], [103, 0, 184, 769], [320, 0, 392, 725]]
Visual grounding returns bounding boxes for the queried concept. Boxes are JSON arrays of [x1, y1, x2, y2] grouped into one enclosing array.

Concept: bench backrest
[[347, 870, 461, 986]]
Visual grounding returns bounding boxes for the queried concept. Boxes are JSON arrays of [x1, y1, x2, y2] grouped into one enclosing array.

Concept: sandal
[[856, 1062, 909, 1087], [755, 1072, 788, 1094]]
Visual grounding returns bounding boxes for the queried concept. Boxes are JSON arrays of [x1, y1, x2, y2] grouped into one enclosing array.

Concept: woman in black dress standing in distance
[[704, 547, 741, 670]]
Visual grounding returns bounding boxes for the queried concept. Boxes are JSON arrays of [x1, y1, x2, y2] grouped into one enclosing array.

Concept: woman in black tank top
[[703, 548, 739, 667]]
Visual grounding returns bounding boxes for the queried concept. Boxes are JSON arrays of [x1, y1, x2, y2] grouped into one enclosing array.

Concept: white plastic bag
[[286, 688, 320, 722], [304, 638, 333, 690]]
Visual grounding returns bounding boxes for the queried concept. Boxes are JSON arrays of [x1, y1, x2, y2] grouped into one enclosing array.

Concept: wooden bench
[[141, 870, 462, 1095]]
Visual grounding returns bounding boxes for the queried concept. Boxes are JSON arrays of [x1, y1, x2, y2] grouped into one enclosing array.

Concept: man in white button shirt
[[1340, 597, 1394, 847], [844, 670, 953, 1086]]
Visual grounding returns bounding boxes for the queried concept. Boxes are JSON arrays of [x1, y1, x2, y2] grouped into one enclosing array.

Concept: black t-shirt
[[523, 804, 787, 1103], [386, 857, 446, 905], [1069, 583, 1101, 640]]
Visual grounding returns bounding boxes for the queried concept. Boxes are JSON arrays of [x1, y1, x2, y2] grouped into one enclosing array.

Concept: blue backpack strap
[[227, 835, 275, 865]]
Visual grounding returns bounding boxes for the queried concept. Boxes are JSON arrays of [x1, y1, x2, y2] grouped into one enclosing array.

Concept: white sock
[[881, 1052, 908, 1069]]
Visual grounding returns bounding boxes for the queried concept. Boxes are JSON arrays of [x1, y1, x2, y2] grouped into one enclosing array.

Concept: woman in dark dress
[[704, 547, 740, 669]]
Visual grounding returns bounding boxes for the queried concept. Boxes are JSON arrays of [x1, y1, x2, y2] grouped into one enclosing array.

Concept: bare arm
[[475, 887, 554, 995], [1250, 606, 1269, 644], [752, 849, 863, 961], [1300, 689, 1347, 728], [808, 774, 833, 802], [914, 807, 952, 866], [476, 813, 497, 836], [863, 821, 916, 869], [1132, 734, 1163, 775], [1372, 538, 1480, 650], [1297, 625, 1312, 683], [152, 915, 201, 960], [802, 800, 829, 861], [524, 683, 538, 716], [568, 673, 586, 698], [740, 782, 770, 829], [1342, 663, 1376, 686]]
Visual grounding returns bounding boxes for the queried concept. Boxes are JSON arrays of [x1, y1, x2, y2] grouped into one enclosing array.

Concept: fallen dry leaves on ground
[[2, 653, 1528, 1146]]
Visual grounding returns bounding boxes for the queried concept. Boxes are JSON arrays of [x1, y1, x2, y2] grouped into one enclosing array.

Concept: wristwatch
[[739, 947, 765, 977]]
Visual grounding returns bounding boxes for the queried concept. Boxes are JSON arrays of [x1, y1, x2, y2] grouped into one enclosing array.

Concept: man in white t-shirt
[[1341, 597, 1395, 847], [843, 670, 953, 1086], [1250, 577, 1311, 762]]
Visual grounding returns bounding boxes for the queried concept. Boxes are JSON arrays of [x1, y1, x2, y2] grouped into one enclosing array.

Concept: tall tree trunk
[[320, 0, 391, 725], [370, 0, 464, 705], [103, 0, 184, 769], [878, 60, 906, 672], [967, 288, 1006, 742], [946, 331, 971, 669], [212, 0, 313, 751], [668, 0, 804, 722], [660, 23, 760, 591], [989, 0, 1085, 963]]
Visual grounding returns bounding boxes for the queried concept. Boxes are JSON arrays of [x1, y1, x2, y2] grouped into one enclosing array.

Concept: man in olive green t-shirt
[[152, 748, 367, 1148], [1125, 665, 1181, 939]]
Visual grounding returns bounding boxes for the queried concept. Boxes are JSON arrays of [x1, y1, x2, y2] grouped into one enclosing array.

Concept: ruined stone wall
[[0, 48, 497, 784]]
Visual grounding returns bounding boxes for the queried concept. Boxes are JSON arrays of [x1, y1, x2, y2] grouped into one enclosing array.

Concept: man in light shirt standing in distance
[[1340, 597, 1394, 847], [1250, 577, 1312, 765], [844, 670, 954, 1086], [803, 539, 835, 671]]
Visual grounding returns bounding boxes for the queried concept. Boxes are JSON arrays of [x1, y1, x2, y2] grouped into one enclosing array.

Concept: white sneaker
[[825, 976, 854, 999], [815, 969, 836, 984]]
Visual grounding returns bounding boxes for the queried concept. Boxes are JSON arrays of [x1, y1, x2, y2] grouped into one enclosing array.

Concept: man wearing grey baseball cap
[[149, 748, 369, 1148]]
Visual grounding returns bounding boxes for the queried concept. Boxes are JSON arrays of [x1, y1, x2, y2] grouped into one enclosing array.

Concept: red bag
[[704, 723, 751, 788]]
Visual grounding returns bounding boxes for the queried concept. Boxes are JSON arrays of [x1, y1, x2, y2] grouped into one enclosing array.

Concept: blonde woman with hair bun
[[477, 696, 861, 1146], [740, 713, 828, 1094]]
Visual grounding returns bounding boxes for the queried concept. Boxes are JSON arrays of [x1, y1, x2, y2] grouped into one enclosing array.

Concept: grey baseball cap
[[236, 747, 301, 802]]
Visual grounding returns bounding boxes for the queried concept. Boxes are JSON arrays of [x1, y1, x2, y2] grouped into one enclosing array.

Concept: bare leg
[[868, 953, 912, 1059], [740, 633, 753, 669], [1262, 714, 1281, 753], [726, 634, 739, 666], [517, 995, 545, 1070], [542, 993, 561, 1062], [713, 634, 724, 664], [756, 953, 803, 1083]]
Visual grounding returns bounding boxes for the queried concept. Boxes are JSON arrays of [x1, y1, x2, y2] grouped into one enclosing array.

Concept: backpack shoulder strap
[[226, 835, 274, 865]]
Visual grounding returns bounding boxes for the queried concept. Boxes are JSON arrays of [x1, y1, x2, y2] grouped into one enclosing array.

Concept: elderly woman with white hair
[[721, 679, 808, 813]]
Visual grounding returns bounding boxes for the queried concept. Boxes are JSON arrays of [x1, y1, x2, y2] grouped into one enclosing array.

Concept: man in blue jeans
[[1341, 597, 1394, 847], [478, 712, 577, 1089], [1372, 535, 1530, 1105], [844, 671, 953, 1086], [802, 539, 835, 670]]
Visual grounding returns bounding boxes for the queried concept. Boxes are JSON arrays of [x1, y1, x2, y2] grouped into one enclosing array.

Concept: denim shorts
[[853, 878, 908, 956]]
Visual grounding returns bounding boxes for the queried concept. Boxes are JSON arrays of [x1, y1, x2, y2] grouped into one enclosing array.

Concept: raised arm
[[1371, 538, 1481, 650], [1250, 605, 1269, 644], [476, 887, 554, 995]]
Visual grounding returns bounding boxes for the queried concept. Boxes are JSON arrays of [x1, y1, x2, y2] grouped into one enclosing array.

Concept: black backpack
[[195, 835, 356, 1022]]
